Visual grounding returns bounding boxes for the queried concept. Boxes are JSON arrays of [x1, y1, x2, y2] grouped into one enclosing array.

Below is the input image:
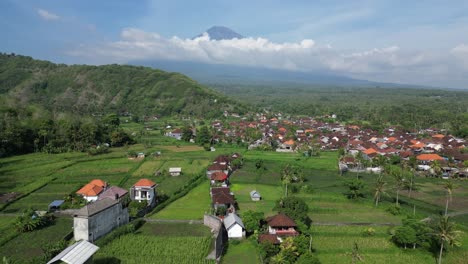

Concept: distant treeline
[[209, 83, 468, 137], [0, 99, 133, 157]]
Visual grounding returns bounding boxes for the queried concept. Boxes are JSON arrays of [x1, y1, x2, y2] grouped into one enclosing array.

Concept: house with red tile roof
[[210, 187, 235, 214], [417, 154, 445, 162], [130, 179, 157, 206], [76, 179, 107, 202], [210, 171, 228, 186], [266, 213, 299, 238]]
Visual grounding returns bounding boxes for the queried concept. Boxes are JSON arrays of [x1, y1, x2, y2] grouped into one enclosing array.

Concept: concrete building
[[130, 179, 157, 207], [73, 198, 129, 242]]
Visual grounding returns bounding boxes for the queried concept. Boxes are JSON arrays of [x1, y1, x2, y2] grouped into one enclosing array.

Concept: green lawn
[[151, 180, 212, 220], [222, 240, 259, 264]]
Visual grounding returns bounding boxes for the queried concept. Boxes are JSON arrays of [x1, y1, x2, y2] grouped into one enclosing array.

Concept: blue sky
[[2, 0, 468, 88]]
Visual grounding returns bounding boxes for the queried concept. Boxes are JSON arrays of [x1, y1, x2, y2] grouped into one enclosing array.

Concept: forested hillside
[[0, 53, 248, 157], [0, 53, 245, 117]]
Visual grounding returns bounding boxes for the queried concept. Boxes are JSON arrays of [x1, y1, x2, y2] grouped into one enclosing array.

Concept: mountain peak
[[196, 26, 244, 40]]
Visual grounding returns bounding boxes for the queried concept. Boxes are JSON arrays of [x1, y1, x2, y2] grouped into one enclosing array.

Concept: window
[[141, 191, 147, 198]]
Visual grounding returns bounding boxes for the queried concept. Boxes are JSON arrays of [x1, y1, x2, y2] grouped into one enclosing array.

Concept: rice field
[[93, 234, 214, 264], [151, 181, 212, 220]]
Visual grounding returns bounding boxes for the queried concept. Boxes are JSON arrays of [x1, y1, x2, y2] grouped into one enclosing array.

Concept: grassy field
[[312, 225, 435, 264], [151, 180, 212, 220], [0, 217, 72, 262], [222, 240, 259, 264]]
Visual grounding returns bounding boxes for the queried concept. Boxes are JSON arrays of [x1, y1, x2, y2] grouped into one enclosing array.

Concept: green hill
[[0, 53, 245, 117]]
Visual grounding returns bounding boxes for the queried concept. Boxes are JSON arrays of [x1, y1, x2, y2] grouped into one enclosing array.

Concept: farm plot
[[0, 217, 72, 262], [138, 222, 211, 237], [230, 183, 282, 216], [222, 240, 259, 264], [93, 234, 214, 264], [151, 181, 212, 220], [51, 157, 135, 186], [312, 225, 434, 264], [4, 182, 80, 212]]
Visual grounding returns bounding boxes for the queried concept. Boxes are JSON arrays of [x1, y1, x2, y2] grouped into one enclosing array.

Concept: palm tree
[[390, 167, 405, 206], [373, 175, 387, 207], [443, 181, 457, 216], [281, 164, 292, 197], [431, 216, 462, 264]]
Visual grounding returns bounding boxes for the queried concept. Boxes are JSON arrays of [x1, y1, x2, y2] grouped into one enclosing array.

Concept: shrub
[[386, 204, 402, 215], [362, 227, 376, 236]]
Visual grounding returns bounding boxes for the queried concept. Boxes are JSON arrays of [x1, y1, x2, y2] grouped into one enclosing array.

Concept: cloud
[[69, 28, 468, 88], [37, 8, 60, 21]]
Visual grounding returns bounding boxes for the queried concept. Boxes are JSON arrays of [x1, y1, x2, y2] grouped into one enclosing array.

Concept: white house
[[224, 213, 245, 239], [169, 167, 182, 176], [166, 129, 182, 140], [130, 179, 157, 206]]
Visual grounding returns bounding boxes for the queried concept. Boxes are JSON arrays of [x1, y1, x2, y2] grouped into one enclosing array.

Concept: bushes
[[14, 209, 55, 233], [386, 204, 402, 215]]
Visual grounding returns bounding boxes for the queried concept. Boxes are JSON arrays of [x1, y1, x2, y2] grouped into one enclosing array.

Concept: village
[[24, 110, 465, 263]]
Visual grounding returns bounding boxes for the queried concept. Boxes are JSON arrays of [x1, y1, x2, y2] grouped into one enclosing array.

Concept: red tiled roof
[[417, 154, 444, 161], [211, 171, 228, 181], [208, 163, 227, 171], [89, 179, 107, 188], [284, 139, 295, 145], [76, 183, 104, 197], [363, 148, 377, 155], [211, 187, 235, 205], [133, 178, 156, 187], [267, 213, 297, 227]]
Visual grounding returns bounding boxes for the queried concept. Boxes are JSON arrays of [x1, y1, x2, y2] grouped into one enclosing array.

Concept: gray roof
[[49, 200, 65, 207], [47, 240, 99, 264], [75, 198, 118, 217], [224, 213, 244, 230], [98, 186, 128, 201], [250, 190, 261, 198]]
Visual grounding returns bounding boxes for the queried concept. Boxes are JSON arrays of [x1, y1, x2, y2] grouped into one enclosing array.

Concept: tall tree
[[431, 216, 462, 264], [373, 175, 387, 207], [443, 181, 457, 216]]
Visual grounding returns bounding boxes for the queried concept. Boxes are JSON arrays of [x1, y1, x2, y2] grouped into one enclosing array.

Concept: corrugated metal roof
[[224, 213, 244, 230], [47, 240, 99, 264]]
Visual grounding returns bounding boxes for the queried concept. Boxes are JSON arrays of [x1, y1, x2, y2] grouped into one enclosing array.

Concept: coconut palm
[[431, 216, 462, 264], [373, 175, 387, 207], [443, 181, 457, 216], [390, 167, 405, 206]]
